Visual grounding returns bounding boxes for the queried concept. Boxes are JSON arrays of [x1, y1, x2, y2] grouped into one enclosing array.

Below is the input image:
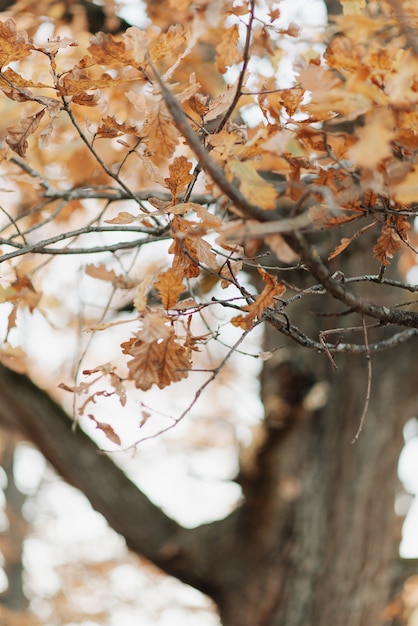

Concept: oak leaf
[[0, 19, 33, 68], [85, 264, 136, 289], [121, 330, 191, 391], [142, 99, 179, 158], [150, 24, 188, 63], [164, 156, 193, 202], [85, 31, 135, 68], [216, 24, 240, 74], [154, 268, 186, 309], [373, 216, 411, 265], [96, 116, 138, 138]]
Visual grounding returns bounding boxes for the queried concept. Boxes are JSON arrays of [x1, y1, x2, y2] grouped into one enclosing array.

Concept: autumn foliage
[[0, 0, 417, 443]]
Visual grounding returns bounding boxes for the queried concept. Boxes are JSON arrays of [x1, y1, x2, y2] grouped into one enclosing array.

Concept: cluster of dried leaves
[[0, 0, 417, 441]]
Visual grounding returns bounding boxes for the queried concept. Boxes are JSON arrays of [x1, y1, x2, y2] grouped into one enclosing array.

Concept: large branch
[[0, 365, 230, 597]]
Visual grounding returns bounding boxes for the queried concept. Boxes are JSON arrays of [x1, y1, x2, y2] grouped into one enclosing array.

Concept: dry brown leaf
[[348, 110, 394, 167], [121, 330, 191, 390], [142, 99, 179, 158], [85, 264, 135, 289], [216, 24, 240, 74], [164, 156, 193, 201], [154, 268, 186, 309], [150, 24, 188, 62], [169, 216, 201, 278], [138, 310, 173, 342], [0, 19, 33, 68], [96, 115, 138, 138], [279, 88, 305, 117], [0, 344, 27, 374], [88, 415, 122, 446], [6, 109, 45, 157], [232, 268, 286, 329], [85, 31, 135, 67], [328, 222, 376, 260], [373, 216, 411, 265]]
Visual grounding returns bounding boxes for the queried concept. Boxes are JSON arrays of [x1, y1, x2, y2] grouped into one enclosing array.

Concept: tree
[[0, 0, 417, 624]]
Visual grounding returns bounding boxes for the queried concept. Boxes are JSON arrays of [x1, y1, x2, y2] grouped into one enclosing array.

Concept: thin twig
[[351, 316, 372, 442], [215, 0, 256, 133]]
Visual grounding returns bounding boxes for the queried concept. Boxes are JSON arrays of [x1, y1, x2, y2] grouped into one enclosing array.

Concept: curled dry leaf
[[232, 268, 286, 330]]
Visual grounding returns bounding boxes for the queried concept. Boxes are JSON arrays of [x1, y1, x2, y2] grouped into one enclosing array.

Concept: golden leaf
[[227, 161, 278, 210], [231, 269, 286, 329], [279, 88, 305, 117], [0, 19, 33, 68], [150, 24, 188, 63], [215, 24, 240, 74], [86, 31, 135, 67], [154, 268, 186, 309], [348, 110, 394, 168], [142, 99, 179, 158], [164, 156, 193, 201]]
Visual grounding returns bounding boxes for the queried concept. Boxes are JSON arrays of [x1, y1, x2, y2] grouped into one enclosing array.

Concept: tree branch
[[0, 365, 231, 597], [285, 230, 418, 329]]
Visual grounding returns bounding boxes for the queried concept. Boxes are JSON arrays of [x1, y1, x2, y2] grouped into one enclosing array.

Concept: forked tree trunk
[[212, 235, 417, 625]]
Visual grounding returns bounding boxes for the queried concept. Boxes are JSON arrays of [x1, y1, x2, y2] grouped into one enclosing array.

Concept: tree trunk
[[211, 230, 417, 625]]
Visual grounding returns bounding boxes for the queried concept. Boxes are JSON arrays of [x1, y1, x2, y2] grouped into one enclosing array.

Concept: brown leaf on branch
[[149, 24, 188, 63], [216, 24, 240, 73], [373, 216, 411, 265], [164, 156, 193, 202], [169, 216, 201, 278], [0, 19, 33, 68], [232, 268, 286, 329], [155, 269, 187, 310], [121, 330, 191, 391], [6, 109, 45, 156], [88, 415, 122, 446], [96, 116, 138, 139], [84, 31, 135, 68], [328, 222, 376, 261], [142, 99, 179, 158], [279, 88, 305, 117]]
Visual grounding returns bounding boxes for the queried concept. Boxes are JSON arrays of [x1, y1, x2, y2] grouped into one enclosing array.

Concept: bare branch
[[285, 230, 418, 329]]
